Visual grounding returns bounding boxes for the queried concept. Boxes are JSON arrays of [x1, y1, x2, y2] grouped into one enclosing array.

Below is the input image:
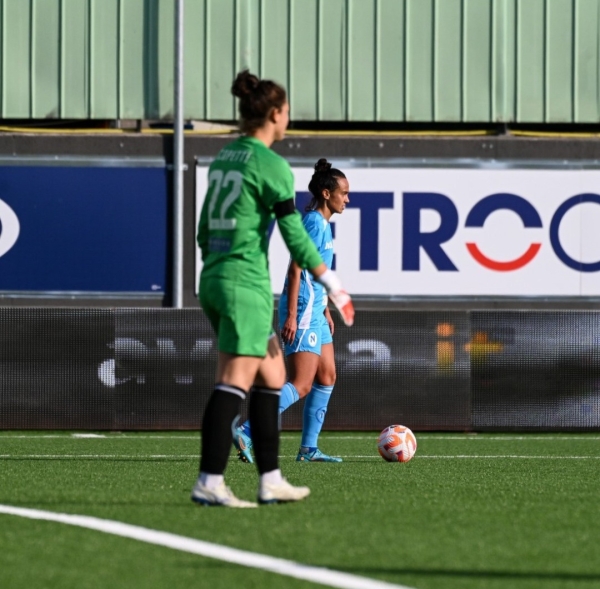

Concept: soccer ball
[[377, 425, 417, 462]]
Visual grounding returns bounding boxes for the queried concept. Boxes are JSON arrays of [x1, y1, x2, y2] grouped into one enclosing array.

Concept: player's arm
[[280, 261, 301, 344], [276, 207, 354, 327]]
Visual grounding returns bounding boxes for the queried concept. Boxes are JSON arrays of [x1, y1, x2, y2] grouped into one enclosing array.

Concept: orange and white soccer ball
[[377, 425, 417, 462]]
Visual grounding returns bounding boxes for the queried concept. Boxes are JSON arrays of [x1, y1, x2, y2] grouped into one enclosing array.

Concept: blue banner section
[[0, 165, 168, 293]]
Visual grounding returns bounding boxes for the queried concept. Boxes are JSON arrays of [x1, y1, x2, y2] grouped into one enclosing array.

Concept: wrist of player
[[316, 269, 355, 327], [315, 268, 342, 294]]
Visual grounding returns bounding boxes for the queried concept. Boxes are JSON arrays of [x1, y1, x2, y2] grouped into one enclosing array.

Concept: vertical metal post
[[172, 0, 185, 308]]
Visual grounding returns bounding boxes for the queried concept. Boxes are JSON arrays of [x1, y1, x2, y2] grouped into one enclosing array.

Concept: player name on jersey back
[[214, 148, 252, 164]]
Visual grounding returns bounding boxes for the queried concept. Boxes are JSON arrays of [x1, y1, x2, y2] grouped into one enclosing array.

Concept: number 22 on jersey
[[207, 170, 243, 230]]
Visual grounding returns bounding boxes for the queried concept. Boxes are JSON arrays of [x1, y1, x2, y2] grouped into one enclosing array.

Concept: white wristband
[[316, 268, 342, 294]]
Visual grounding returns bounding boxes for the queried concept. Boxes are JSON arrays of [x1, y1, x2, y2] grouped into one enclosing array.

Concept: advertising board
[[196, 160, 600, 297], [1, 308, 598, 431], [0, 158, 168, 294]]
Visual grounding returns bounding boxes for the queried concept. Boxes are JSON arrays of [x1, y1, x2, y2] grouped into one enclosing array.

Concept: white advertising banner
[[195, 163, 600, 297]]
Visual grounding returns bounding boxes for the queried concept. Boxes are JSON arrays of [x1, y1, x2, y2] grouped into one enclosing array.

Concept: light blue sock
[[278, 382, 300, 413], [239, 383, 300, 438], [301, 383, 334, 449]]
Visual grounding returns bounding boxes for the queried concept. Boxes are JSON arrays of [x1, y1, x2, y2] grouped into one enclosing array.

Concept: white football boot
[[258, 478, 311, 504], [191, 480, 257, 508]]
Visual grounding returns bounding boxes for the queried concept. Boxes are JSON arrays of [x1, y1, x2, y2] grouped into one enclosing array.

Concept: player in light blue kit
[[234, 158, 349, 463]]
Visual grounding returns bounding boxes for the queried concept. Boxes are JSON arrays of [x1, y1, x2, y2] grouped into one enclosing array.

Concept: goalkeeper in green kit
[[191, 70, 354, 508]]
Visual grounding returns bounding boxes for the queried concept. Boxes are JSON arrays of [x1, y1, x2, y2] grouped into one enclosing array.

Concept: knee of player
[[290, 381, 313, 398], [316, 369, 336, 387]]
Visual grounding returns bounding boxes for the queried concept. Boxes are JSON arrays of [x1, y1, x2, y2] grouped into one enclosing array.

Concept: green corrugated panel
[[405, 0, 434, 121], [435, 0, 462, 121], [120, 0, 144, 119], [2, 0, 32, 118], [492, 0, 515, 122], [61, 0, 89, 118], [206, 0, 235, 120], [574, 0, 600, 122], [2, 0, 600, 122], [463, 0, 493, 121], [377, 0, 405, 121], [0, 1, 2, 116], [183, 0, 206, 118], [289, 0, 318, 120], [516, 0, 545, 122], [319, 0, 345, 120], [32, 0, 60, 118], [546, 0, 574, 121], [90, 0, 119, 119], [261, 0, 289, 92], [348, 0, 376, 120]]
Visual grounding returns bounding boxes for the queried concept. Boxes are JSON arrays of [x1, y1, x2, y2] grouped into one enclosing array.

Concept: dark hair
[[231, 70, 287, 133], [305, 158, 346, 211]]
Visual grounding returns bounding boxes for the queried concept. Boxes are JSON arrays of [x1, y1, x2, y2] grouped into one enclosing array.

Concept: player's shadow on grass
[[338, 566, 600, 583]]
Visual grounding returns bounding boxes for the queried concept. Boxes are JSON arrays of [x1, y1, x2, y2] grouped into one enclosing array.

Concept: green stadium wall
[[1, 0, 600, 123]]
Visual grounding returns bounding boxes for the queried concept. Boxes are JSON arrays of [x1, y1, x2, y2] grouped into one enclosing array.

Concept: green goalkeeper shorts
[[199, 276, 274, 357]]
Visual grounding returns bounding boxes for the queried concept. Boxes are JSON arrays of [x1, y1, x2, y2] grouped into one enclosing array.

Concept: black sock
[[199, 384, 246, 475], [249, 386, 281, 474]]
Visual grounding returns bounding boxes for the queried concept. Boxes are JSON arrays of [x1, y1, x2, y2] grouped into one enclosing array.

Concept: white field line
[[2, 454, 600, 460], [0, 504, 413, 589], [1, 434, 600, 441]]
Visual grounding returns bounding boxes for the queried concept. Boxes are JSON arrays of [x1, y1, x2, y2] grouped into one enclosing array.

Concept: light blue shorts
[[280, 311, 332, 357]]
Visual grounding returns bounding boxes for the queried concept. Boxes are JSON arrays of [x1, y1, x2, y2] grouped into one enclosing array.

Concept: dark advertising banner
[[0, 308, 115, 429], [0, 308, 599, 431], [111, 309, 217, 429], [471, 312, 600, 430], [0, 160, 168, 293]]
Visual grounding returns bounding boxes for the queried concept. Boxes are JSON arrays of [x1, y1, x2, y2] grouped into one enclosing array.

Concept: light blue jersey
[[279, 210, 334, 355]]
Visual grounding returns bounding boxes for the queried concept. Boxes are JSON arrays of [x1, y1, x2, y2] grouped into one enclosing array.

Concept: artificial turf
[[1, 432, 599, 589]]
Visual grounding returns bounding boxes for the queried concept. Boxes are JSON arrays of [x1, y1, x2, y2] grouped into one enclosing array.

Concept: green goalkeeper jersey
[[197, 136, 322, 290]]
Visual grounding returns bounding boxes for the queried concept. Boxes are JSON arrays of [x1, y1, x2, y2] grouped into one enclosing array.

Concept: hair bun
[[231, 70, 260, 98], [314, 158, 332, 173]]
